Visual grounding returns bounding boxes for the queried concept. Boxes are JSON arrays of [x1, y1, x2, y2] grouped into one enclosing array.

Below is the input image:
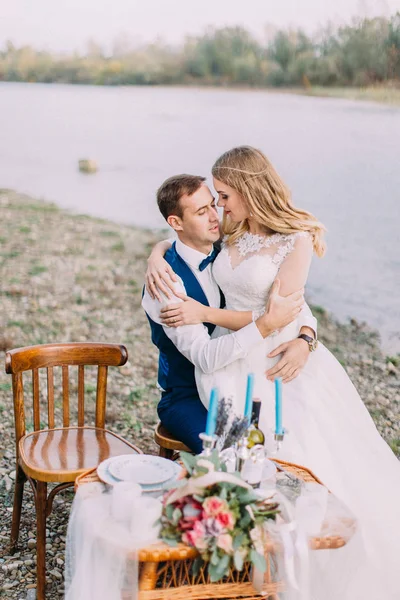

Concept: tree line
[[1, 14, 399, 88]]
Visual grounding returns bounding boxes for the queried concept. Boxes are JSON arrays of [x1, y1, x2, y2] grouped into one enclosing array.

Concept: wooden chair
[[5, 342, 142, 600], [154, 421, 191, 460]]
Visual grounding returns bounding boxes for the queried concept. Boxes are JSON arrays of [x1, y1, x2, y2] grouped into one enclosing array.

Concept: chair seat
[[19, 426, 141, 483], [154, 422, 191, 452]]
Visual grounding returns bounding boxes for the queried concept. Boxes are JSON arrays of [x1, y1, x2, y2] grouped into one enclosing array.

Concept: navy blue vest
[[145, 242, 224, 393]]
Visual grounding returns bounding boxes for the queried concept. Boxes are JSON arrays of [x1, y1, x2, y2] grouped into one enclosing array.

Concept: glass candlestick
[[267, 429, 287, 457], [274, 431, 285, 453], [199, 432, 217, 457]]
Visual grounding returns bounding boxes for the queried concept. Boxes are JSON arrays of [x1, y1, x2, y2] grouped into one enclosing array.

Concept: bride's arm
[[265, 233, 316, 383], [274, 233, 313, 296], [145, 239, 177, 301], [160, 295, 253, 331]]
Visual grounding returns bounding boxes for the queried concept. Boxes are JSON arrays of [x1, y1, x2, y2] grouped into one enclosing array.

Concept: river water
[[0, 82, 399, 352]]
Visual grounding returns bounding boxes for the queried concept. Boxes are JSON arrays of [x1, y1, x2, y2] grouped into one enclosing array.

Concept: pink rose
[[202, 496, 228, 517], [217, 533, 233, 554], [182, 521, 207, 551], [216, 510, 235, 531]]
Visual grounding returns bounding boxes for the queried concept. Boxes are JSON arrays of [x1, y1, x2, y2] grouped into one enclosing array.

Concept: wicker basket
[[75, 459, 353, 599]]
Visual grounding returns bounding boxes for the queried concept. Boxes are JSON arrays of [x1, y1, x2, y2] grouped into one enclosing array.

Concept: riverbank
[[0, 190, 399, 598], [298, 84, 400, 106]]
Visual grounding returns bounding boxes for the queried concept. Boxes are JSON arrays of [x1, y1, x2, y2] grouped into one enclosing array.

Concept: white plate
[[97, 456, 124, 486], [97, 457, 181, 492], [105, 455, 179, 485]]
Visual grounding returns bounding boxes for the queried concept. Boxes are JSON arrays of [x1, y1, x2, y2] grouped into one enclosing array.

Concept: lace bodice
[[212, 231, 312, 317]]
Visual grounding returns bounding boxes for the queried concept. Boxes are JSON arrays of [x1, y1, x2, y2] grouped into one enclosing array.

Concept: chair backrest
[[5, 343, 128, 452]]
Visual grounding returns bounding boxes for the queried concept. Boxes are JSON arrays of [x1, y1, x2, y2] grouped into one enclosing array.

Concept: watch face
[[311, 339, 318, 351]]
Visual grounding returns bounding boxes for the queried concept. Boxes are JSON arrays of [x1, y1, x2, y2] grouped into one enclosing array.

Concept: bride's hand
[[160, 293, 208, 327], [145, 256, 178, 302]]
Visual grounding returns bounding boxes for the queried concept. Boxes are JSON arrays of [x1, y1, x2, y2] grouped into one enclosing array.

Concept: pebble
[[27, 539, 36, 549], [2, 582, 17, 590], [2, 475, 12, 492]]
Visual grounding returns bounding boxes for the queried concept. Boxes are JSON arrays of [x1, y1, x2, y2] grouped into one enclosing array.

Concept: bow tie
[[199, 247, 219, 272]]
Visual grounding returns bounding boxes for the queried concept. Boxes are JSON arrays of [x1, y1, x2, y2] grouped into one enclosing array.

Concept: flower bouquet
[[160, 451, 280, 582]]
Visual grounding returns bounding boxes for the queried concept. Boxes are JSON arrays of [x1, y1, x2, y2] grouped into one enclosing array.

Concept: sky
[[1, 0, 400, 53]]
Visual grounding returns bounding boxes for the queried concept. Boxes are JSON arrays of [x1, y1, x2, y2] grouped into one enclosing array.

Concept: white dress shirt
[[142, 238, 317, 375]]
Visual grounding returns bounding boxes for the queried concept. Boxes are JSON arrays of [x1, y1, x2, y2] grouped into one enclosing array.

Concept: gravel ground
[[0, 190, 399, 598]]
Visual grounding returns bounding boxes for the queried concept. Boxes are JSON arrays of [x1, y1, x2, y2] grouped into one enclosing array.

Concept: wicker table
[[74, 459, 356, 600]]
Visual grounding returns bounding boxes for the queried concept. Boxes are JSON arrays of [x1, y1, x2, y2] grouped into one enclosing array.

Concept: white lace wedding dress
[[196, 231, 400, 599]]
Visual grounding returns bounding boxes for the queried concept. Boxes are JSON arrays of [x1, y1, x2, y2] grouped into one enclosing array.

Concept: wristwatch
[[298, 333, 318, 352]]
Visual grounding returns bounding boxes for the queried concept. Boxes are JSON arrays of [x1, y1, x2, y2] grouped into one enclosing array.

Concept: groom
[[142, 174, 317, 453]]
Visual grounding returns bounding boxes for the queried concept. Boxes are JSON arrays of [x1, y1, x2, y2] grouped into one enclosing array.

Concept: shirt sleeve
[[141, 280, 263, 374]]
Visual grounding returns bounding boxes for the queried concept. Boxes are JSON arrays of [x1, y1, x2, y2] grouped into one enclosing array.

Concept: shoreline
[[0, 189, 399, 597], [2, 80, 400, 107]]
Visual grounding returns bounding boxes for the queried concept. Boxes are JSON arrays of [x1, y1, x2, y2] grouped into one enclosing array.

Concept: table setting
[[64, 375, 357, 600]]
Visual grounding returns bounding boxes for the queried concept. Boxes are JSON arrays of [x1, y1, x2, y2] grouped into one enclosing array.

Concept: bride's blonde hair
[[212, 146, 326, 257]]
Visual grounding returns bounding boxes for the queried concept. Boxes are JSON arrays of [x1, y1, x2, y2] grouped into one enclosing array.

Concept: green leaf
[[180, 451, 197, 474], [192, 556, 203, 577], [239, 512, 252, 528], [250, 549, 267, 573], [165, 504, 174, 520], [161, 536, 179, 547], [208, 555, 230, 583], [210, 548, 220, 566], [234, 549, 244, 571], [219, 486, 227, 500], [233, 533, 247, 550], [172, 507, 182, 525], [208, 563, 222, 582], [215, 553, 230, 575], [236, 490, 257, 504]]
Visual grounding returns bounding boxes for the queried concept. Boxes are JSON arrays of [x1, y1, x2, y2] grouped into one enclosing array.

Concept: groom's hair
[[157, 174, 206, 221]]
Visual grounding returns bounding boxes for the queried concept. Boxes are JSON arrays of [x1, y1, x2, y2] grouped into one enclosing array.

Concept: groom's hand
[[266, 338, 310, 383], [256, 279, 304, 338]]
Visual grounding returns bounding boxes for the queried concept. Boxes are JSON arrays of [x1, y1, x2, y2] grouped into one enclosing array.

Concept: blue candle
[[244, 373, 254, 423], [205, 388, 219, 437], [275, 377, 283, 435]]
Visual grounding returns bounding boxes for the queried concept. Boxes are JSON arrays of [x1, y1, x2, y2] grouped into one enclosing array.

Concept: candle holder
[[274, 431, 285, 452], [199, 432, 217, 457], [267, 428, 287, 456]]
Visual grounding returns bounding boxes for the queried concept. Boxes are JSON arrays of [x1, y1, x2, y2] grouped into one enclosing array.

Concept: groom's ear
[[167, 215, 183, 231]]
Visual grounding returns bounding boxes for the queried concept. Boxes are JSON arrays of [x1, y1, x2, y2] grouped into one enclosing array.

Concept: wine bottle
[[246, 398, 265, 448]]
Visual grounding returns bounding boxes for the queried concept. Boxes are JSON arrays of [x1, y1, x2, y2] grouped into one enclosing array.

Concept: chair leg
[[158, 446, 174, 460], [10, 462, 27, 552], [36, 481, 48, 600]]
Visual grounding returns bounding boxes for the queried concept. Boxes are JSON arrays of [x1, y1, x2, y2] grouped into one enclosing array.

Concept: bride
[[147, 146, 400, 599]]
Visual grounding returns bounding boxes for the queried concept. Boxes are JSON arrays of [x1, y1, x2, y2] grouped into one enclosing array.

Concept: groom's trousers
[[157, 386, 207, 454]]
